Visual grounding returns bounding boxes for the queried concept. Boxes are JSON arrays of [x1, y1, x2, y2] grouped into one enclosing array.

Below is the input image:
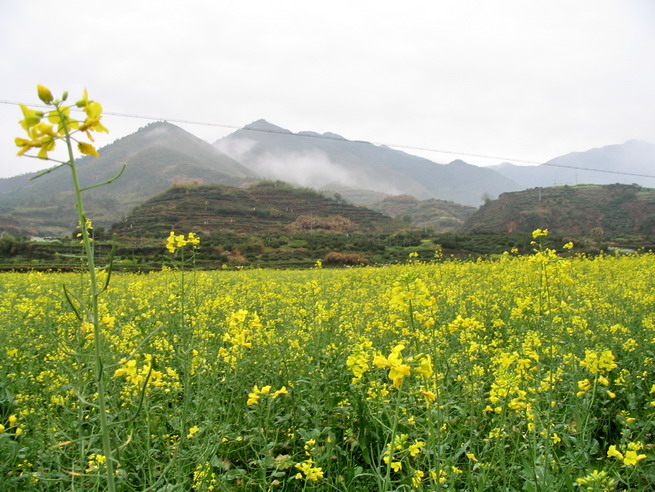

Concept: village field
[[1, 246, 654, 490]]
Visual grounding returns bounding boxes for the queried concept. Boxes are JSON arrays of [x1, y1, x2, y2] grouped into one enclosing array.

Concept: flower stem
[[59, 102, 116, 491]]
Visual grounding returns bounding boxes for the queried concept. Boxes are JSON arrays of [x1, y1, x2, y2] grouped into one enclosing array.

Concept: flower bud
[[37, 85, 53, 104]]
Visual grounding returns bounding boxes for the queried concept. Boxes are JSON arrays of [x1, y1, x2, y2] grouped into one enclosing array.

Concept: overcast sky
[[1, 0, 654, 178]]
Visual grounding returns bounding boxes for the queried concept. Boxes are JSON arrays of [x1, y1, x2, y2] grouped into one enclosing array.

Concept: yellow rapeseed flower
[[374, 344, 411, 389], [607, 445, 623, 461], [623, 450, 647, 466]]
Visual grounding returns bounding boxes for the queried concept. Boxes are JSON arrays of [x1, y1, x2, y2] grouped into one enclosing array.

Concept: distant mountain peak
[[322, 132, 346, 140], [242, 119, 291, 134]]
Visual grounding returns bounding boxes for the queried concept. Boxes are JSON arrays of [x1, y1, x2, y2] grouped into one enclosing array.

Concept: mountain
[[0, 171, 39, 194], [368, 195, 476, 232], [492, 140, 655, 189], [460, 183, 655, 236], [214, 119, 521, 207], [0, 122, 254, 236], [111, 181, 397, 237], [3, 115, 653, 239]]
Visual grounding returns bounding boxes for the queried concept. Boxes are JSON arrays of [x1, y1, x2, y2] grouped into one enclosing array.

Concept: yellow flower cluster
[[532, 228, 549, 239], [294, 459, 324, 481], [580, 349, 618, 375], [373, 344, 412, 389], [15, 85, 108, 159], [246, 384, 288, 405], [607, 442, 647, 466], [166, 231, 200, 254]]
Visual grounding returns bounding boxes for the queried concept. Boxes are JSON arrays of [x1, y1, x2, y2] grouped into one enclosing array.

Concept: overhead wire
[[2, 99, 653, 179]]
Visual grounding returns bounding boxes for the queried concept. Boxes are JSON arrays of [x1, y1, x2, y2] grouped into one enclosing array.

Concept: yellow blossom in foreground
[[166, 231, 200, 254], [247, 384, 283, 405], [272, 386, 288, 398], [374, 343, 411, 388], [580, 349, 617, 374], [623, 450, 647, 466], [412, 469, 425, 488], [607, 445, 623, 460], [247, 385, 264, 405], [295, 459, 324, 481], [408, 440, 425, 457], [16, 85, 107, 160]]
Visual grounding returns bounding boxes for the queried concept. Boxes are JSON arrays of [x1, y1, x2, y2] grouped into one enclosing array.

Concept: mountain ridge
[[214, 120, 521, 206], [0, 117, 652, 238]]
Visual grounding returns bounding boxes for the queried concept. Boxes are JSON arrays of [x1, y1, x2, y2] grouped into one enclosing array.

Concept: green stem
[[59, 103, 116, 491], [382, 381, 404, 491]]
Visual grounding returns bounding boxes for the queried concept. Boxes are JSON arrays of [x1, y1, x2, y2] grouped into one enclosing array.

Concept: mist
[[217, 137, 401, 195]]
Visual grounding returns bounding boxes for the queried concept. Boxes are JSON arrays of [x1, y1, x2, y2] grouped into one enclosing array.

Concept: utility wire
[[2, 99, 653, 179]]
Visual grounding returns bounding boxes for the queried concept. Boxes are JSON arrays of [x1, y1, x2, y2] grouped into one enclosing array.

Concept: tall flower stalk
[[16, 85, 125, 491]]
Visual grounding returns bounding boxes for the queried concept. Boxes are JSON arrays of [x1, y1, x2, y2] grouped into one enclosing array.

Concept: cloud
[[216, 137, 258, 160], [218, 137, 400, 194]]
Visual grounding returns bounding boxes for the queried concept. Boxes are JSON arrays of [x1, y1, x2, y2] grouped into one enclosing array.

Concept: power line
[[3, 99, 653, 179], [541, 162, 655, 179]]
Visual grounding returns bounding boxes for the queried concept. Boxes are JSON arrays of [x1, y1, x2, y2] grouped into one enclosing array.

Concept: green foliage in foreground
[[1, 229, 641, 272], [1, 251, 655, 490]]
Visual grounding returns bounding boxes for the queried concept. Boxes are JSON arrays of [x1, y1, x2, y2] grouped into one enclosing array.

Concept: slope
[[368, 194, 476, 232], [111, 181, 397, 237], [460, 183, 655, 236]]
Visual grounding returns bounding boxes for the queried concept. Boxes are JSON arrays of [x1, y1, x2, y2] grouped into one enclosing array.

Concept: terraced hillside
[[111, 181, 398, 237], [461, 183, 655, 236]]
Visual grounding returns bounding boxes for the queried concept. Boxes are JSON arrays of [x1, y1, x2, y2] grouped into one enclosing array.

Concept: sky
[[1, 0, 654, 178]]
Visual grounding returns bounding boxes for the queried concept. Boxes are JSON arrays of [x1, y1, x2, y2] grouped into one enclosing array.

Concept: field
[[1, 245, 654, 490]]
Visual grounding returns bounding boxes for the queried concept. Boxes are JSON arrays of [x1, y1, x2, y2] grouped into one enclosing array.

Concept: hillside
[[215, 119, 521, 207], [461, 183, 655, 236], [111, 181, 398, 238], [368, 195, 476, 232], [0, 122, 254, 236]]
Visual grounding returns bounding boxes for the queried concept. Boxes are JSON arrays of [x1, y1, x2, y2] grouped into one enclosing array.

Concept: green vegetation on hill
[[111, 181, 398, 238], [368, 194, 476, 232], [462, 184, 655, 238]]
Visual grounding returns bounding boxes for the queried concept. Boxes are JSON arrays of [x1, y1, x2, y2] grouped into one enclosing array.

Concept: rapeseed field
[[1, 241, 654, 490]]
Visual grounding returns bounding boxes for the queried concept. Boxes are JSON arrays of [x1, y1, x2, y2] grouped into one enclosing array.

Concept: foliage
[[369, 194, 476, 232], [2, 244, 655, 489], [110, 182, 397, 238], [462, 184, 655, 237]]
